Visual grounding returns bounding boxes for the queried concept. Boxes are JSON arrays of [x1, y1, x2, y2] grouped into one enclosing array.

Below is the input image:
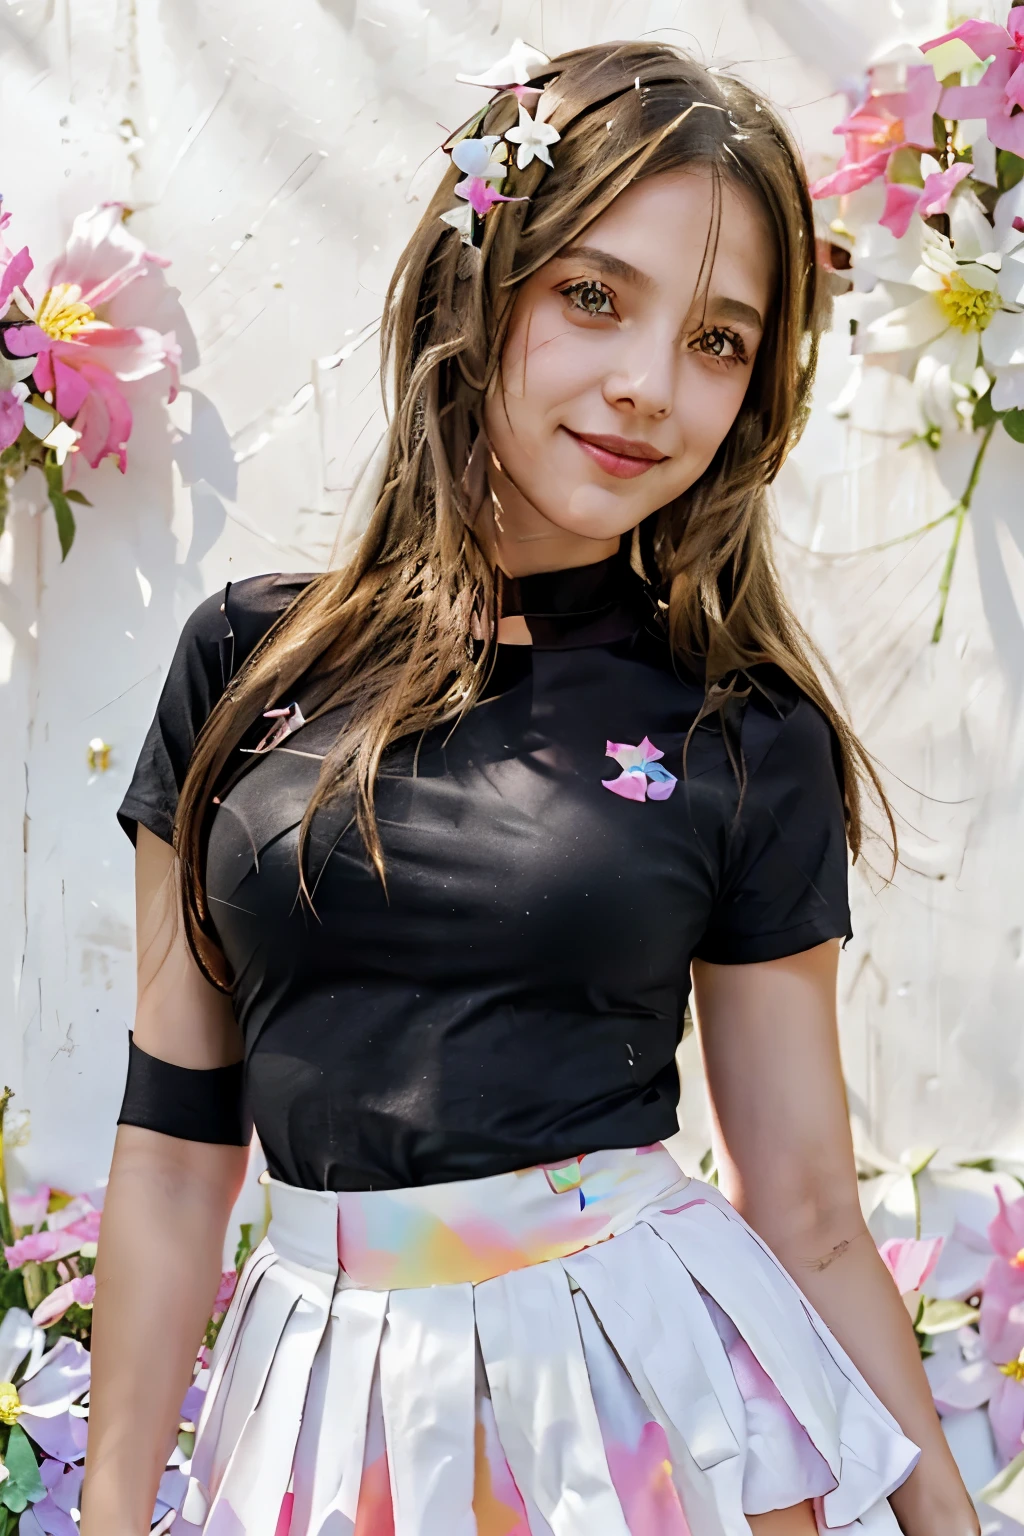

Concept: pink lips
[[564, 428, 668, 480]]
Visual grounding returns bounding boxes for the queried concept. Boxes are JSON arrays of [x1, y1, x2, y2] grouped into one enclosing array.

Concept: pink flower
[[8, 1185, 51, 1231], [2, 201, 179, 472], [0, 195, 33, 317], [602, 738, 677, 802], [880, 162, 972, 238], [927, 16, 1024, 156], [4, 1210, 100, 1268], [31, 1275, 96, 1329], [0, 380, 29, 451], [810, 62, 941, 200], [213, 1269, 237, 1314], [5, 1231, 64, 1267], [879, 1235, 944, 1294], [930, 1190, 1024, 1464]]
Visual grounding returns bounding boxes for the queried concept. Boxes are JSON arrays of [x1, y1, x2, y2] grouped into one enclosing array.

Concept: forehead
[[564, 168, 775, 315]]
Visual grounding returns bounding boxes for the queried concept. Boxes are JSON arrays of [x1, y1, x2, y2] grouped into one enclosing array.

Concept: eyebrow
[[558, 245, 655, 294], [557, 244, 764, 332]]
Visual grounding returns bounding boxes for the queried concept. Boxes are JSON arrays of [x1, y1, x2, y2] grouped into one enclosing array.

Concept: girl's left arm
[[691, 940, 979, 1536]]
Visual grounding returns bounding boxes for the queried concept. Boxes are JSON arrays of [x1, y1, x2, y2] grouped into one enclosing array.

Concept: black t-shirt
[[117, 551, 851, 1190]]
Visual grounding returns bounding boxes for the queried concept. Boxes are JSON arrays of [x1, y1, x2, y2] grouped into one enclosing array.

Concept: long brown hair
[[175, 40, 892, 989]]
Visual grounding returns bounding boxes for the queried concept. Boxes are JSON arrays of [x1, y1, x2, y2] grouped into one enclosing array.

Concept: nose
[[601, 327, 675, 421]]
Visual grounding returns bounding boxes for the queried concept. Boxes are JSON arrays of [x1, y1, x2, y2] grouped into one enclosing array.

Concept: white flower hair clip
[[440, 38, 561, 246]]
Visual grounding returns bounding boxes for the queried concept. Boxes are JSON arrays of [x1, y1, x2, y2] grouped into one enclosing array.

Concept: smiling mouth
[[563, 428, 668, 479]]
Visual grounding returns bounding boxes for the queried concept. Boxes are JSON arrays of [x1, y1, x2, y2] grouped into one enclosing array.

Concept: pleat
[[289, 1287, 389, 1536], [200, 1260, 335, 1535], [186, 1255, 300, 1519], [474, 1261, 631, 1536], [646, 1203, 842, 1472], [570, 1287, 698, 1536], [563, 1226, 747, 1536], [378, 1284, 477, 1536]]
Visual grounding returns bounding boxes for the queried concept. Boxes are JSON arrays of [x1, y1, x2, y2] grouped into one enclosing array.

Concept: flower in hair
[[504, 94, 560, 170], [456, 36, 550, 97], [439, 203, 474, 244], [451, 135, 525, 217]]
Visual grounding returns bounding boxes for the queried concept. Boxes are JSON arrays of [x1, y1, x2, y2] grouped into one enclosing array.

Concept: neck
[[482, 465, 620, 578]]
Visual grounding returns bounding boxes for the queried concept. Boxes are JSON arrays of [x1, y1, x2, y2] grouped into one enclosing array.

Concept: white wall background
[[1, 0, 1022, 1199]]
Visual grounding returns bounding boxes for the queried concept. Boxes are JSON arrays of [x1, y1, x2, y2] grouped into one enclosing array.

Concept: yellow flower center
[[35, 283, 98, 340], [1012, 1248, 1024, 1270], [867, 116, 905, 149], [938, 271, 999, 333], [1000, 1351, 1024, 1383], [0, 1382, 22, 1426]]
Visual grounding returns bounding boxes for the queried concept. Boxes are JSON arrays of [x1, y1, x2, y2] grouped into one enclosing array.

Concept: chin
[[554, 483, 654, 539]]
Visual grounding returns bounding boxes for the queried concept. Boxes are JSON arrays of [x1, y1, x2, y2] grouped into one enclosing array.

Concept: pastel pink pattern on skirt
[[179, 1146, 920, 1535]]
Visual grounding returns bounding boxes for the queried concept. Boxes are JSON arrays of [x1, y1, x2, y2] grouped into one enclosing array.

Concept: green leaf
[[63, 489, 92, 506], [0, 1423, 46, 1512], [917, 1297, 979, 1335], [974, 387, 1001, 429], [887, 146, 925, 187], [998, 149, 1024, 195], [1004, 409, 1024, 443], [234, 1222, 253, 1273], [42, 452, 76, 560]]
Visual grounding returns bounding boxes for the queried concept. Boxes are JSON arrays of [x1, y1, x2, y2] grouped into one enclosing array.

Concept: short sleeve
[[693, 692, 852, 965], [117, 572, 316, 847]]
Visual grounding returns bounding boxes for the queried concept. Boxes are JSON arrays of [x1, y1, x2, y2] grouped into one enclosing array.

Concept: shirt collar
[[499, 543, 655, 650]]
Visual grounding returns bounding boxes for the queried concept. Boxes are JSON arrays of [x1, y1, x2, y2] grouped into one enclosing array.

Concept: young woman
[[82, 41, 979, 1536]]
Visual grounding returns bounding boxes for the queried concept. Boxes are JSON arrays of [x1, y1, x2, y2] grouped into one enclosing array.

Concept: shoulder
[[177, 571, 318, 687], [739, 664, 847, 821]]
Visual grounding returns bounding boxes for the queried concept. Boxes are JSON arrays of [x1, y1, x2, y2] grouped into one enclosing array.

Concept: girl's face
[[483, 167, 775, 573]]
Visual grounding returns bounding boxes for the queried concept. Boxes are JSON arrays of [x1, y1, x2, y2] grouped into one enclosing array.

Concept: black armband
[[117, 1033, 253, 1146]]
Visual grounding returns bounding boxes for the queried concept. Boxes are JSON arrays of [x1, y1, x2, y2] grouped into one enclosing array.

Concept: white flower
[[439, 203, 474, 245], [456, 37, 550, 89], [855, 220, 1024, 427], [504, 95, 560, 170], [450, 135, 507, 182]]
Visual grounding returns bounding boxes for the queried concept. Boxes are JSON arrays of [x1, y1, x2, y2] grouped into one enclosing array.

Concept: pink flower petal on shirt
[[602, 771, 648, 802], [636, 736, 665, 764], [645, 775, 676, 801]]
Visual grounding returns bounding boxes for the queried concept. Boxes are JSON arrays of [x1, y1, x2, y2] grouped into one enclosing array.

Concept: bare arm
[[81, 827, 249, 1536], [691, 942, 979, 1536]]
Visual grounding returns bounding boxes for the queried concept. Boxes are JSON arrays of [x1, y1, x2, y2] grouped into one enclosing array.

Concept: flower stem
[[0, 1086, 14, 1249], [931, 421, 996, 645]]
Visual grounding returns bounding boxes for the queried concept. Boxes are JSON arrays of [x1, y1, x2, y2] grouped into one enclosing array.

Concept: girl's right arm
[[80, 826, 250, 1536]]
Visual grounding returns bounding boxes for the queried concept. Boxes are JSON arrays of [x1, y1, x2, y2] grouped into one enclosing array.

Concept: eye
[[559, 279, 617, 318], [689, 326, 747, 365]]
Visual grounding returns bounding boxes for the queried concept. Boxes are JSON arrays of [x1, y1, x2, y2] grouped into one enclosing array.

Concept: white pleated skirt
[[178, 1145, 918, 1535]]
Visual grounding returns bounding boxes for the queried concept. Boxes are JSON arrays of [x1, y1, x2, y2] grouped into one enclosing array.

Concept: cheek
[[497, 310, 597, 420], [675, 362, 752, 464]]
